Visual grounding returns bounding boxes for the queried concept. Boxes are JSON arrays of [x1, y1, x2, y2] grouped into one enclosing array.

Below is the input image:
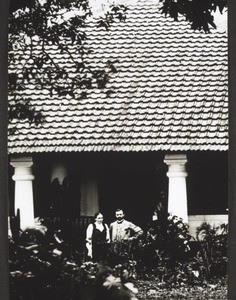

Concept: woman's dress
[[91, 223, 108, 262]]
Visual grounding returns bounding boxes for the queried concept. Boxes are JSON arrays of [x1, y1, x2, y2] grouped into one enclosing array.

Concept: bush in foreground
[[9, 215, 228, 299], [9, 218, 138, 300]]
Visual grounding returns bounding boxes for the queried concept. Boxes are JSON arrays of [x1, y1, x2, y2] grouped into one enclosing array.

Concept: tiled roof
[[8, 0, 228, 154]]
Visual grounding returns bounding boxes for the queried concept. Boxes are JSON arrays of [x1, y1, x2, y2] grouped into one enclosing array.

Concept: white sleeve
[[105, 224, 110, 243], [86, 224, 93, 243], [128, 222, 143, 236]]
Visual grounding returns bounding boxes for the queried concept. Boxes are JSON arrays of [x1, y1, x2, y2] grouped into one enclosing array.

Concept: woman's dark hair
[[93, 212, 103, 220]]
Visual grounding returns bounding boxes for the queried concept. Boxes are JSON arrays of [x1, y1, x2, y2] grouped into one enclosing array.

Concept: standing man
[[110, 208, 143, 242]]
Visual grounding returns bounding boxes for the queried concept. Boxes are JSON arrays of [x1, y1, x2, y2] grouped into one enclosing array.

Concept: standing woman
[[86, 212, 110, 262]]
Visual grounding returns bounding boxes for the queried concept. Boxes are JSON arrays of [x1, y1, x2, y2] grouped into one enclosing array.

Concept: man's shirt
[[110, 219, 143, 242]]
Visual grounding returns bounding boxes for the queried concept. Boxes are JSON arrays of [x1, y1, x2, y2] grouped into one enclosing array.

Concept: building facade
[[8, 0, 228, 237]]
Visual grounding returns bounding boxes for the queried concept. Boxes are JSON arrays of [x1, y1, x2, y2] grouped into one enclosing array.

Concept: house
[[8, 0, 228, 239]]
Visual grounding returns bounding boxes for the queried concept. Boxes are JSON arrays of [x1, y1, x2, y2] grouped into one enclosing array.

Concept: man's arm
[[128, 222, 143, 239]]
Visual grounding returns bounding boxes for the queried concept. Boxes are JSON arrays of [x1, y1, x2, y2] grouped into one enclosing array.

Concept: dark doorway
[[97, 153, 167, 229]]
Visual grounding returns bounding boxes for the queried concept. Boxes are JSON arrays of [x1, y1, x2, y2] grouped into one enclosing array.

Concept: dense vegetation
[[9, 214, 228, 299]]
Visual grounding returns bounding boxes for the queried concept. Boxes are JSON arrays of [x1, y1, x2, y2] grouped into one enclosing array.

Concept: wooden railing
[[45, 216, 94, 250]]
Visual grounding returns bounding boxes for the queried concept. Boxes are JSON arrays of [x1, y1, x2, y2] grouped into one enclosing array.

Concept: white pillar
[[164, 154, 188, 223], [11, 157, 35, 230]]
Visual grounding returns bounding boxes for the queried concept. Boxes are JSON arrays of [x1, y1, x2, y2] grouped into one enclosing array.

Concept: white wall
[[188, 214, 228, 239]]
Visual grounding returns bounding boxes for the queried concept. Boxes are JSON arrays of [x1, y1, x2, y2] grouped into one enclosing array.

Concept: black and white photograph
[[6, 0, 230, 299]]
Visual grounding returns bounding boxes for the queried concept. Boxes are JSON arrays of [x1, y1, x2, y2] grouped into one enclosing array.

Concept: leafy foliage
[[8, 99, 45, 134], [9, 217, 138, 300], [8, 0, 126, 126], [160, 0, 227, 33], [9, 218, 82, 299], [9, 215, 228, 298], [116, 215, 228, 285], [131, 214, 192, 281], [194, 222, 228, 279]]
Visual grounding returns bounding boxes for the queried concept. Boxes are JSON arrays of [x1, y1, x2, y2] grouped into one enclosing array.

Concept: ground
[[136, 279, 227, 300]]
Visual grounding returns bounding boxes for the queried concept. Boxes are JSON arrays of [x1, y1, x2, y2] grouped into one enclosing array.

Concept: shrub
[[128, 214, 192, 282], [9, 215, 228, 298], [194, 222, 228, 279], [9, 218, 138, 300], [126, 216, 228, 285]]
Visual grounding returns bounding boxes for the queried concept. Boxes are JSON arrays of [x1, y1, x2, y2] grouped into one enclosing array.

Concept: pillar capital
[[164, 154, 187, 166], [10, 156, 34, 168], [164, 154, 188, 178], [11, 157, 35, 182]]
